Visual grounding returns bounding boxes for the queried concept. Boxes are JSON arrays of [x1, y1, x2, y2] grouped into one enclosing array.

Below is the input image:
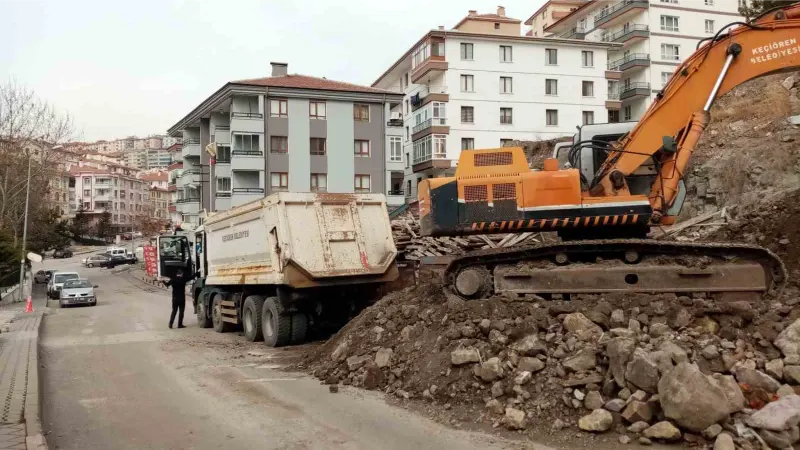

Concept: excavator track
[[445, 239, 787, 300]]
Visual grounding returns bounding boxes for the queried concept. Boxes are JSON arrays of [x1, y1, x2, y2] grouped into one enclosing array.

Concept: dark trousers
[[170, 295, 185, 327]]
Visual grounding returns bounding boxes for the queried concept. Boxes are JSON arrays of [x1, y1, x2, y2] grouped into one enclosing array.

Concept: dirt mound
[[300, 276, 800, 448]]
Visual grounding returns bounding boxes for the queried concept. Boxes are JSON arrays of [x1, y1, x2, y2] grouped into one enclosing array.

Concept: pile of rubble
[[302, 279, 800, 448]]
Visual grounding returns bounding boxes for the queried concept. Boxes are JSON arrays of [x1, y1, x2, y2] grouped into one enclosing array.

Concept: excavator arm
[[594, 3, 800, 222]]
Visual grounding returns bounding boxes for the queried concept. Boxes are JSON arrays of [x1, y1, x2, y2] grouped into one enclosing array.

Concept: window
[[624, 105, 633, 121], [216, 177, 231, 192], [661, 71, 672, 87], [83, 177, 91, 185], [234, 134, 261, 153], [546, 109, 558, 126], [609, 110, 620, 123], [405, 152, 410, 168], [354, 140, 370, 157], [705, 0, 714, 5], [500, 76, 513, 94], [545, 79, 558, 95], [500, 108, 513, 124], [545, 48, 558, 65], [461, 138, 475, 150], [500, 45, 513, 62], [309, 101, 326, 119], [461, 106, 474, 123], [216, 145, 231, 163], [389, 136, 402, 162], [354, 175, 371, 193], [305, 137, 325, 156], [270, 172, 288, 191], [460, 74, 474, 92], [353, 104, 370, 122], [500, 139, 513, 146], [405, 73, 409, 87], [270, 99, 287, 118], [582, 81, 594, 97], [412, 134, 446, 164], [310, 173, 327, 192], [661, 43, 680, 61], [494, 23, 500, 29], [270, 136, 288, 154], [460, 43, 474, 60], [705, 19, 715, 33], [660, 15, 680, 32], [581, 51, 594, 68], [83, 189, 90, 197], [582, 111, 595, 125]]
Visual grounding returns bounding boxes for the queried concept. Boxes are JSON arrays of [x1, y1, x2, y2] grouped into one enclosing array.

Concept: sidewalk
[[0, 285, 47, 450]]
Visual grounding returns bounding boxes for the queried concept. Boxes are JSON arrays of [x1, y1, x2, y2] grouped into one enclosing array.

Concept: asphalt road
[[38, 256, 537, 450]]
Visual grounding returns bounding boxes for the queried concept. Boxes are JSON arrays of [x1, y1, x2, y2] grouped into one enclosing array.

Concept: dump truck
[[156, 192, 398, 347]]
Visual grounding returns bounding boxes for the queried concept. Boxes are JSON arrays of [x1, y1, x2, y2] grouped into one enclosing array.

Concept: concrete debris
[[578, 409, 613, 433], [734, 366, 782, 393], [504, 407, 527, 430], [563, 348, 597, 373], [622, 400, 652, 424], [475, 357, 504, 382], [375, 348, 393, 368], [625, 349, 660, 393], [658, 362, 733, 432], [746, 394, 800, 432], [703, 423, 723, 439], [450, 347, 481, 366], [517, 357, 545, 373], [713, 433, 735, 450], [584, 391, 604, 411], [642, 421, 682, 441], [776, 319, 800, 358], [510, 334, 547, 356], [627, 421, 650, 433]]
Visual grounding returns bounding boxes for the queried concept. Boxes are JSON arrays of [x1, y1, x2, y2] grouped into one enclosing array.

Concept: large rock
[[331, 340, 349, 362], [734, 366, 781, 393], [475, 357, 504, 382], [710, 374, 745, 415], [346, 354, 372, 371], [784, 365, 800, 384], [622, 400, 653, 423], [643, 421, 682, 441], [766, 359, 786, 381], [625, 349, 660, 393], [362, 364, 385, 390], [504, 407, 527, 430], [563, 348, 597, 373], [375, 348, 393, 368], [451, 347, 481, 366], [584, 391, 605, 410], [659, 341, 689, 365], [758, 429, 792, 449], [713, 433, 735, 450], [607, 337, 636, 387], [775, 319, 800, 358], [746, 394, 800, 431], [578, 409, 613, 432], [518, 357, 545, 373], [563, 313, 603, 341], [658, 362, 734, 432], [510, 334, 547, 356]]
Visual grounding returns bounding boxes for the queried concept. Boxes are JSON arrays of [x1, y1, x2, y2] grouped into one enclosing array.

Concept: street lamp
[[18, 145, 42, 302]]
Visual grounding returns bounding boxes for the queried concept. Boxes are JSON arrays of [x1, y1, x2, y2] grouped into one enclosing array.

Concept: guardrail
[[602, 24, 649, 42]]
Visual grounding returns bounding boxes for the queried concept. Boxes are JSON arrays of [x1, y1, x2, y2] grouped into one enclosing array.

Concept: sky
[[1, 0, 545, 141]]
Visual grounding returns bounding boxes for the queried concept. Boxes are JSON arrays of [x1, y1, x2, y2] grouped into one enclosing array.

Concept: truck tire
[[262, 296, 291, 347], [196, 296, 212, 328], [211, 294, 234, 333], [242, 295, 265, 342], [290, 313, 308, 345]]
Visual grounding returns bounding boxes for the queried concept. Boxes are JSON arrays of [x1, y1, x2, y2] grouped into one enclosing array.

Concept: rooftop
[[232, 73, 397, 95]]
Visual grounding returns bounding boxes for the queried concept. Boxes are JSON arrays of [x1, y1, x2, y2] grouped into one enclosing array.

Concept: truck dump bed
[[202, 192, 397, 288]]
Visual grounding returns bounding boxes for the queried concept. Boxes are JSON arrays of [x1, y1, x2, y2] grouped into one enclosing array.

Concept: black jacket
[[163, 272, 195, 301]]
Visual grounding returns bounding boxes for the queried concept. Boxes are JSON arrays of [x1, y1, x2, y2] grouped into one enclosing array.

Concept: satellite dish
[[27, 252, 42, 263]]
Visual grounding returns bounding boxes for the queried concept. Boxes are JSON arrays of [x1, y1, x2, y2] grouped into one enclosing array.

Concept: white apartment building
[[525, 0, 588, 37], [544, 0, 744, 121], [372, 7, 617, 200]]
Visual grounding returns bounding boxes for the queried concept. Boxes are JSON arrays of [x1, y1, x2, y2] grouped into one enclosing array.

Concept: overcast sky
[[1, 0, 544, 141]]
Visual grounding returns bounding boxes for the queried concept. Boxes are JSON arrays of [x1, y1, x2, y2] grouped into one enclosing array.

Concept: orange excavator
[[419, 4, 800, 300]]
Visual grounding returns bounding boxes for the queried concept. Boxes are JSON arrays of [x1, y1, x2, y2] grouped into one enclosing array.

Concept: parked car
[[34, 270, 54, 284], [106, 253, 137, 268], [48, 271, 80, 299], [59, 278, 98, 308], [52, 248, 74, 259], [83, 254, 110, 268]]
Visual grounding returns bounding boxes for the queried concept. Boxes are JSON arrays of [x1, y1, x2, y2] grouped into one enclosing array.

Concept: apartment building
[[166, 161, 182, 226], [525, 0, 588, 37], [372, 7, 617, 200], [70, 166, 150, 230], [162, 136, 181, 149], [48, 172, 74, 220], [149, 187, 170, 222], [167, 62, 404, 225], [544, 0, 744, 121]]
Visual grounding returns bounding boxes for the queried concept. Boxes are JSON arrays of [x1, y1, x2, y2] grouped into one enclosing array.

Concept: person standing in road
[[162, 269, 193, 329]]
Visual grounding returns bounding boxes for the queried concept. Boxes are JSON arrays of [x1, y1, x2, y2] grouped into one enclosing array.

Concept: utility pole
[[18, 154, 32, 303]]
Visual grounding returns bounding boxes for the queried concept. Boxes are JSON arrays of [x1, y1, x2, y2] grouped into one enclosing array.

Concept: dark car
[[34, 270, 54, 284], [53, 248, 74, 259], [106, 254, 137, 268]]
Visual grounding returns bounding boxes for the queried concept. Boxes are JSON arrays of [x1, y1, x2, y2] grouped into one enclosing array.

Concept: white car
[[48, 271, 80, 299]]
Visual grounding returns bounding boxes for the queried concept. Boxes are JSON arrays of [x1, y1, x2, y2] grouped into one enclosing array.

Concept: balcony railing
[[233, 187, 265, 193], [231, 112, 263, 119], [388, 189, 405, 196], [601, 24, 649, 43], [412, 117, 447, 134], [215, 126, 230, 131], [232, 150, 264, 156], [619, 82, 651, 99], [607, 53, 650, 71], [216, 191, 232, 198], [557, 27, 586, 39], [183, 138, 200, 145], [176, 198, 200, 204], [215, 157, 231, 164], [594, 0, 649, 27], [608, 91, 621, 101]]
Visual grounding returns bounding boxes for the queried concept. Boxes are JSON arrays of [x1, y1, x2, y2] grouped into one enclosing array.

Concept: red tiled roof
[[544, 0, 596, 32], [140, 172, 168, 182], [232, 74, 397, 95], [453, 13, 522, 29], [166, 143, 182, 152], [167, 161, 183, 171]]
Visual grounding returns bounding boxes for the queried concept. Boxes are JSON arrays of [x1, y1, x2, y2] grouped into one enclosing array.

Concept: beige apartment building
[[70, 165, 151, 230], [525, 0, 588, 36]]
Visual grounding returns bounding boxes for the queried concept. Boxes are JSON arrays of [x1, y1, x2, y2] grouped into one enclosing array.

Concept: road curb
[[25, 310, 47, 450]]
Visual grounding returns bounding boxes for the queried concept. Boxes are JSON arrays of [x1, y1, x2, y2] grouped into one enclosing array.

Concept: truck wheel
[[290, 313, 309, 345], [262, 296, 291, 347], [243, 295, 265, 342], [196, 297, 212, 328], [211, 294, 233, 333]]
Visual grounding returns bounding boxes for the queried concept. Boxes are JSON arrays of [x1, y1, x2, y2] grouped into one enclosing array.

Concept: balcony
[[557, 27, 586, 40], [602, 24, 649, 44], [411, 39, 447, 84], [176, 198, 200, 215], [230, 112, 263, 119], [594, 0, 649, 28], [619, 82, 651, 100], [606, 91, 622, 110], [412, 137, 449, 173], [215, 191, 232, 198], [410, 85, 449, 112], [168, 205, 176, 212], [231, 113, 263, 133], [182, 138, 201, 158], [607, 53, 650, 72], [232, 188, 265, 207], [231, 150, 263, 171], [412, 117, 449, 141]]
